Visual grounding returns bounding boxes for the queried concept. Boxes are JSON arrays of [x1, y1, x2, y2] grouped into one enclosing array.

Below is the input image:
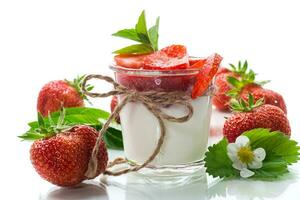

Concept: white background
[[1, 0, 300, 199]]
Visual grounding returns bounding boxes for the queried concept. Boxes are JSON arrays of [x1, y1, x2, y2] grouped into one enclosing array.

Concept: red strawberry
[[110, 96, 120, 123], [240, 83, 262, 94], [241, 88, 287, 114], [114, 54, 148, 69], [223, 95, 291, 142], [30, 125, 108, 187], [37, 76, 91, 117], [114, 45, 189, 70], [192, 53, 223, 98], [189, 58, 207, 69], [143, 45, 189, 70], [212, 71, 238, 111], [216, 67, 231, 76], [212, 61, 267, 111], [189, 57, 206, 66]]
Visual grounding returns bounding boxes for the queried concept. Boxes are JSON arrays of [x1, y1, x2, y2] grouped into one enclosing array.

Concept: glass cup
[[110, 61, 214, 180]]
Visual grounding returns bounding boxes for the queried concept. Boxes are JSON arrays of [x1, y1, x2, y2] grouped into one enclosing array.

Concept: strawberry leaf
[[244, 129, 300, 164], [204, 139, 240, 178], [205, 128, 300, 179]]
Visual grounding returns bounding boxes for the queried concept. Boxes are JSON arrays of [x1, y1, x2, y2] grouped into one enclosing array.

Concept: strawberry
[[110, 96, 120, 123], [216, 67, 231, 76], [241, 88, 287, 114], [189, 57, 206, 66], [189, 58, 207, 69], [212, 71, 238, 111], [37, 75, 93, 117], [223, 94, 291, 143], [21, 112, 108, 187], [114, 45, 189, 70], [212, 61, 267, 111], [192, 53, 223, 98], [240, 83, 262, 94], [114, 54, 148, 69], [143, 45, 189, 70]]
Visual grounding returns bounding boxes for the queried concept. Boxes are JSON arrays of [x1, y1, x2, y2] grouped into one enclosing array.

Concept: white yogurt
[[119, 96, 212, 166]]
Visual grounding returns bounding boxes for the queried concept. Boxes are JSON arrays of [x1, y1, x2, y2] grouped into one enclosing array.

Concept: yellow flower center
[[237, 146, 254, 164]]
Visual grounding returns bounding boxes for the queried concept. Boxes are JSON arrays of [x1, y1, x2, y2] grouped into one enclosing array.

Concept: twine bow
[[82, 74, 194, 178]]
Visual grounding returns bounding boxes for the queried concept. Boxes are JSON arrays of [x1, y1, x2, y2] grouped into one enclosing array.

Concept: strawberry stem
[[66, 75, 94, 104], [226, 60, 270, 98], [19, 108, 70, 141], [230, 93, 264, 112]]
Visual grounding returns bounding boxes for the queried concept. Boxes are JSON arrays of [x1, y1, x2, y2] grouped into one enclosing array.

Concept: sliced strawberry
[[216, 67, 231, 76], [114, 54, 148, 69], [160, 44, 187, 58], [189, 57, 206, 67], [189, 58, 207, 69], [143, 45, 189, 70], [192, 54, 223, 99]]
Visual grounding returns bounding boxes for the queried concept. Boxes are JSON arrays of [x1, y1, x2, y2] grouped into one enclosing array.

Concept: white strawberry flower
[[227, 135, 266, 178]]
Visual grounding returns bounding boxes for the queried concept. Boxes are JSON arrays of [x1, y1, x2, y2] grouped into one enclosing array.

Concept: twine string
[[81, 74, 193, 178]]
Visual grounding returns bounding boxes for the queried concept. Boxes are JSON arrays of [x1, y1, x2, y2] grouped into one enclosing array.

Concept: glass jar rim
[[109, 56, 205, 77]]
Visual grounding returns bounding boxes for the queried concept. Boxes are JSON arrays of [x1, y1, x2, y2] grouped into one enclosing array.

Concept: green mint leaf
[[112, 10, 159, 55], [148, 17, 160, 51], [112, 28, 141, 42], [205, 139, 239, 178], [135, 10, 150, 44], [113, 44, 153, 54]]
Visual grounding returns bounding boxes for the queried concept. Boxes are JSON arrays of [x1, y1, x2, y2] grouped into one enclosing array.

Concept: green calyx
[[230, 93, 264, 112], [19, 107, 124, 150], [226, 60, 270, 98], [66, 75, 94, 103], [19, 108, 69, 141], [112, 10, 160, 54]]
